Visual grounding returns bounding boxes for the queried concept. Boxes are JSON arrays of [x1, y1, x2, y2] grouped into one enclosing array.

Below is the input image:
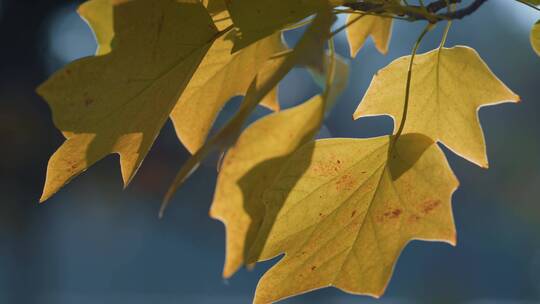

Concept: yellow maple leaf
[[207, 11, 343, 276], [346, 14, 393, 57], [37, 0, 218, 201], [354, 46, 519, 168], [170, 30, 286, 154], [249, 134, 457, 303], [78, 0, 276, 155], [210, 95, 325, 278], [162, 8, 335, 212]]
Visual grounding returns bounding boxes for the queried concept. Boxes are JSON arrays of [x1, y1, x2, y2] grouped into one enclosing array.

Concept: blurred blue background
[[0, 0, 539, 303]]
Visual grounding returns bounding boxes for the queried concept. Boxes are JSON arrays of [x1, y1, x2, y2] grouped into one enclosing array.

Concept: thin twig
[[343, 0, 488, 23]]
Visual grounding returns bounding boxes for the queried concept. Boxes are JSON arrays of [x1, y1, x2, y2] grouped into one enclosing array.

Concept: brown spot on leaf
[[311, 265, 317, 271], [335, 174, 356, 191], [351, 210, 357, 218], [385, 209, 402, 219], [313, 159, 342, 176], [408, 214, 421, 223], [377, 208, 402, 222], [422, 200, 441, 214], [84, 98, 94, 107]]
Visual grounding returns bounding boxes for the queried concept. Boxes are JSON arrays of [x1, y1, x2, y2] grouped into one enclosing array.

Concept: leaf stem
[[393, 24, 432, 145], [439, 2, 454, 50], [343, 0, 487, 23], [334, 8, 411, 21]]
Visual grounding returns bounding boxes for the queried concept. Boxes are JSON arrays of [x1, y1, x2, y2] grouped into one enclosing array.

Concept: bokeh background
[[1, 0, 539, 303]]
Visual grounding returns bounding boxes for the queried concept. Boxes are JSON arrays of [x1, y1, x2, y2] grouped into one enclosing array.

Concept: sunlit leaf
[[170, 31, 286, 154], [162, 8, 335, 211], [77, 0, 249, 155], [346, 14, 393, 57], [250, 134, 457, 303], [354, 46, 519, 168], [210, 95, 325, 278], [38, 0, 217, 201]]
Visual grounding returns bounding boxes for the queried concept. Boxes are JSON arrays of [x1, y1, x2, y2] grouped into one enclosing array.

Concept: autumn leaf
[[346, 14, 393, 57], [354, 46, 519, 168], [35, 0, 534, 303], [78, 0, 272, 155], [37, 0, 218, 201], [78, 0, 113, 56], [207, 10, 342, 277], [531, 20, 540, 56], [162, 8, 335, 213], [226, 0, 331, 51], [210, 95, 325, 278], [75, 0, 329, 158], [170, 31, 286, 154], [249, 134, 457, 303]]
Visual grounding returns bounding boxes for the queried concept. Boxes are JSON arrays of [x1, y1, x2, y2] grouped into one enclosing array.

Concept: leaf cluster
[[38, 0, 539, 303]]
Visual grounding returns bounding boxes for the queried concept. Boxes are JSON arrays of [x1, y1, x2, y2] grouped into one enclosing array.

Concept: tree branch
[[343, 0, 488, 23]]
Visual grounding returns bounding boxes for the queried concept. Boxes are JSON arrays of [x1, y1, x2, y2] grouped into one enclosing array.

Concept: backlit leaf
[[77, 0, 262, 155], [38, 0, 217, 201], [170, 31, 286, 154], [354, 46, 519, 168], [250, 134, 457, 303], [346, 14, 393, 56], [162, 8, 335, 212], [210, 95, 325, 278]]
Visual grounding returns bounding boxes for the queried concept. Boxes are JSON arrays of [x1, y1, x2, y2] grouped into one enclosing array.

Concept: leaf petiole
[[392, 23, 433, 149]]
